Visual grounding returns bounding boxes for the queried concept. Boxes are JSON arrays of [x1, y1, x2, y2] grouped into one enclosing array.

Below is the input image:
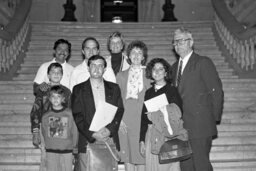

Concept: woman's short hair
[[146, 58, 173, 83], [126, 40, 148, 65], [107, 31, 125, 53]]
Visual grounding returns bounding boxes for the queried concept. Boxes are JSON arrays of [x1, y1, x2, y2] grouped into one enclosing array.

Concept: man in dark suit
[[171, 27, 224, 171], [71, 55, 124, 170]]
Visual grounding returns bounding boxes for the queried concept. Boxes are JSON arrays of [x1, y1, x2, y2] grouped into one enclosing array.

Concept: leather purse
[[158, 138, 192, 164], [86, 141, 120, 171]]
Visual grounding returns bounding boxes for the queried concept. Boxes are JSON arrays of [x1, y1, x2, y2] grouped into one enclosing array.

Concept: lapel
[[81, 80, 96, 115], [121, 70, 129, 99], [104, 80, 114, 104], [122, 68, 148, 101], [178, 52, 196, 93]]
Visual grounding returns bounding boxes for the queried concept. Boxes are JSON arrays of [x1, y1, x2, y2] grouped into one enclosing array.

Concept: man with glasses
[[69, 37, 116, 91], [171, 27, 224, 171]]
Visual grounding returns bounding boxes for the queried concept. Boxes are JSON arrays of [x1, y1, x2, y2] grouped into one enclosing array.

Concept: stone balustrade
[[0, 17, 29, 72], [212, 0, 256, 71], [214, 13, 256, 70], [0, 0, 31, 73]]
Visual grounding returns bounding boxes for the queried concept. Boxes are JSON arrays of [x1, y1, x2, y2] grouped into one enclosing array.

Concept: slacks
[[46, 152, 73, 171], [180, 136, 213, 171]]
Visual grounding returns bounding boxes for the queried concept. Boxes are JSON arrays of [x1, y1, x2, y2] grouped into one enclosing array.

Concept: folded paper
[[144, 93, 169, 112], [89, 101, 117, 132]]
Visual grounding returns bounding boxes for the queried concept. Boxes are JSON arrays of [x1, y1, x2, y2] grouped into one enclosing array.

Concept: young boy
[[41, 85, 78, 171], [30, 62, 71, 147]]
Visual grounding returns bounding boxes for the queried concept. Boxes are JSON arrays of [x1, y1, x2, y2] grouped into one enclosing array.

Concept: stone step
[[210, 150, 256, 161], [3, 81, 255, 91], [0, 153, 40, 163], [223, 100, 256, 112], [30, 28, 213, 34], [25, 49, 223, 56], [0, 114, 29, 122], [213, 160, 256, 171], [0, 110, 29, 115], [2, 94, 255, 104], [222, 111, 256, 120], [12, 74, 238, 81], [1, 131, 255, 147], [218, 131, 256, 137], [217, 124, 256, 132], [0, 104, 32, 111], [0, 135, 33, 148], [0, 122, 255, 135], [28, 39, 217, 46], [222, 79, 256, 83], [0, 148, 255, 169], [213, 136, 256, 146], [0, 90, 32, 94], [17, 66, 234, 74], [31, 24, 212, 30], [20, 59, 231, 69], [22, 56, 227, 64], [30, 21, 212, 28], [0, 95, 33, 102], [0, 163, 40, 171]]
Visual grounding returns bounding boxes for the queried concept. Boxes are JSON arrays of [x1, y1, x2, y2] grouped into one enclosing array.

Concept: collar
[[179, 50, 193, 73], [53, 58, 67, 66]]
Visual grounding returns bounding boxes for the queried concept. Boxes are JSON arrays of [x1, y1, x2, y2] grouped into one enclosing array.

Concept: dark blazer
[[71, 79, 124, 153], [172, 52, 224, 139]]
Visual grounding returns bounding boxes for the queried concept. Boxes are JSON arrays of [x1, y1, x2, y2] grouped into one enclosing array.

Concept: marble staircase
[[0, 21, 256, 171]]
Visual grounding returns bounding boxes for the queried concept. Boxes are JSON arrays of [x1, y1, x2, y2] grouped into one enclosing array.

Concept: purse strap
[[104, 141, 121, 162]]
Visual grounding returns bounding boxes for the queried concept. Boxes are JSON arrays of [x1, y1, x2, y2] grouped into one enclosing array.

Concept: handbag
[[158, 138, 192, 164], [86, 141, 120, 171]]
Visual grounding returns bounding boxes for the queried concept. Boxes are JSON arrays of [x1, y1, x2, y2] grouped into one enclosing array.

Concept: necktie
[[176, 59, 183, 87]]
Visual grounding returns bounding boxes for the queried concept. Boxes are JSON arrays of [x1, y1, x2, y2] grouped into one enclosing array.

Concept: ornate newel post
[[162, 0, 177, 21], [61, 0, 77, 21]]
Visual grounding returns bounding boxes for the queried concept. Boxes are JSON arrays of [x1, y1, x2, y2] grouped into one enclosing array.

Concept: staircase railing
[[212, 0, 256, 72], [0, 0, 31, 79]]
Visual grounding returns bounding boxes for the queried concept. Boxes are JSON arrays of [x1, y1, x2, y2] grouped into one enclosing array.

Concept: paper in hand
[[144, 93, 169, 112], [89, 101, 117, 132]]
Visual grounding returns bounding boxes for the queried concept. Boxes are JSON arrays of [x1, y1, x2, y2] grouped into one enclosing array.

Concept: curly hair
[[126, 40, 148, 65], [146, 58, 173, 83]]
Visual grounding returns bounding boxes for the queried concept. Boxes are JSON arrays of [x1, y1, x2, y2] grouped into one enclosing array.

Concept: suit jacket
[[71, 79, 124, 153], [172, 52, 224, 139]]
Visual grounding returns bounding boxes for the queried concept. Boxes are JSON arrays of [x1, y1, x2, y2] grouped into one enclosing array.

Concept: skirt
[[145, 125, 181, 171]]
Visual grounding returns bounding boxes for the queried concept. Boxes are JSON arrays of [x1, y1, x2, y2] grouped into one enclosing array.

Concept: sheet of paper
[[89, 101, 117, 132], [144, 93, 169, 112]]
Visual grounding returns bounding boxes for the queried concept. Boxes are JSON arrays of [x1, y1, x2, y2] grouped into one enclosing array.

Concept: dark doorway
[[101, 0, 138, 22]]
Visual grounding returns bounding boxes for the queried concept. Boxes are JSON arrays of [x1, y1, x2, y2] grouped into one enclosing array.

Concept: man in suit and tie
[[71, 55, 124, 170], [171, 27, 224, 171]]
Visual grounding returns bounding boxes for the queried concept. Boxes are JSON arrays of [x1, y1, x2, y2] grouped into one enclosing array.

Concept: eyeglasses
[[172, 38, 191, 46]]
